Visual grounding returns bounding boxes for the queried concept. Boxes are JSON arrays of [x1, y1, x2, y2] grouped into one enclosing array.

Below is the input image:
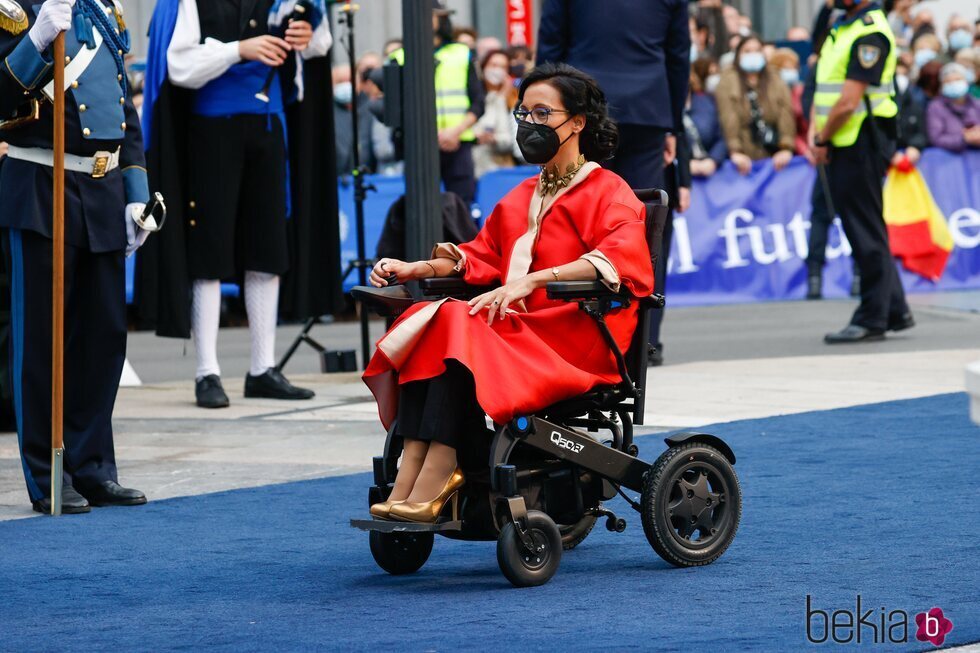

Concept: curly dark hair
[[517, 62, 619, 162]]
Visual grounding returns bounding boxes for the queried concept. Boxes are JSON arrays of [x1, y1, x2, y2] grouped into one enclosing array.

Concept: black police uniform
[[824, 13, 910, 336], [0, 0, 146, 505]]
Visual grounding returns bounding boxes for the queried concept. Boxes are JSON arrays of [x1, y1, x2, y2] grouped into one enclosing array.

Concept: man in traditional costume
[[139, 0, 339, 408]]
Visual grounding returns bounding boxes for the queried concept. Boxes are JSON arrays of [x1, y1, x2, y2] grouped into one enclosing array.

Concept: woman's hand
[[730, 152, 753, 175], [905, 146, 921, 165], [284, 20, 313, 51], [772, 149, 793, 171], [370, 258, 422, 287], [468, 276, 536, 325]]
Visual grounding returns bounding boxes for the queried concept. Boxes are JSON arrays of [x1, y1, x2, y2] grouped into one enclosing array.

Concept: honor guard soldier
[[0, 0, 150, 513], [143, 0, 331, 409], [811, 0, 915, 343]]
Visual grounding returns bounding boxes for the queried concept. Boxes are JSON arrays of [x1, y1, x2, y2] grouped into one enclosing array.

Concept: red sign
[[506, 0, 533, 47]]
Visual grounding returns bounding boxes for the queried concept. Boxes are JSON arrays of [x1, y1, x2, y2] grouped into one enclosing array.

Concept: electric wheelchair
[[350, 189, 741, 587]]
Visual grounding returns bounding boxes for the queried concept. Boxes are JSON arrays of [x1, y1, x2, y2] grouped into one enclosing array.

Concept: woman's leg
[[387, 380, 430, 501], [404, 362, 483, 502], [388, 438, 428, 502]]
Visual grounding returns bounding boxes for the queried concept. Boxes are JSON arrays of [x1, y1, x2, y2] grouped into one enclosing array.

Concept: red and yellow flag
[[883, 164, 953, 281]]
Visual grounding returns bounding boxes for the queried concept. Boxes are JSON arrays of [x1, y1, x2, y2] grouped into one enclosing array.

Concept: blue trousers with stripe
[[4, 228, 126, 501]]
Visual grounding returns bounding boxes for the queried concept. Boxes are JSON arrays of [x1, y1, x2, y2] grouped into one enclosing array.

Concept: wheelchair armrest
[[546, 280, 626, 302], [420, 277, 496, 299], [643, 293, 666, 309], [350, 285, 416, 318]]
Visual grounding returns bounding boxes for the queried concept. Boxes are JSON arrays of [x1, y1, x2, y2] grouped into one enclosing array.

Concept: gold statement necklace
[[538, 154, 586, 197]]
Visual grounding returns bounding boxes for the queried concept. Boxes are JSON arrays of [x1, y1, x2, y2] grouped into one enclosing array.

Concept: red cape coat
[[363, 167, 654, 429]]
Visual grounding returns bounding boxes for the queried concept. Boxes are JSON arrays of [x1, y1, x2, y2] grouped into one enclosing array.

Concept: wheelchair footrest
[[350, 518, 463, 533]]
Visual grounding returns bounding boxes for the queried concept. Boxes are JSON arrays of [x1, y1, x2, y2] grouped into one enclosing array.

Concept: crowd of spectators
[[335, 0, 980, 182]]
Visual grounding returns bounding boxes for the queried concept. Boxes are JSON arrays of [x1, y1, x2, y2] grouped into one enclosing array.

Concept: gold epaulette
[[0, 0, 27, 35]]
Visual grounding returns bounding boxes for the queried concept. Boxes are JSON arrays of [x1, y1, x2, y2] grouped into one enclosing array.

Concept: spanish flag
[[883, 163, 953, 281]]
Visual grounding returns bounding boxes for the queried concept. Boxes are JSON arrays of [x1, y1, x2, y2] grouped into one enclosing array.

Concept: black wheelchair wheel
[[496, 510, 562, 587], [560, 512, 598, 550], [641, 442, 741, 567], [369, 530, 434, 575]]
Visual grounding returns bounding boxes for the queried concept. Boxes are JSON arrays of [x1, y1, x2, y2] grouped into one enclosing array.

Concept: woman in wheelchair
[[362, 63, 655, 524]]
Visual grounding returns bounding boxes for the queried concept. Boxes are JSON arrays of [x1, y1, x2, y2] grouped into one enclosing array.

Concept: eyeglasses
[[513, 107, 570, 125]]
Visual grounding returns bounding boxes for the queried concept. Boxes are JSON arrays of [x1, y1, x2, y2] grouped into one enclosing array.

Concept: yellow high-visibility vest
[[390, 43, 475, 141], [813, 8, 897, 147]]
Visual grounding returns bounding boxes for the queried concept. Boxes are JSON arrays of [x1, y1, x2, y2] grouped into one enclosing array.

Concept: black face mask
[[833, 0, 852, 8], [516, 117, 573, 165], [509, 62, 527, 79]]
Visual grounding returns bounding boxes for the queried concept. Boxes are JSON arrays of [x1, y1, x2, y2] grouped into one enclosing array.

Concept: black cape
[[136, 57, 343, 339]]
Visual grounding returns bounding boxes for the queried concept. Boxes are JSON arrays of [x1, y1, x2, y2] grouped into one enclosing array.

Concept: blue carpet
[[1, 393, 978, 652]]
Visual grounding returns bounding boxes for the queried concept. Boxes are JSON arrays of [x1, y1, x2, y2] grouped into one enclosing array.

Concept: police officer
[[0, 0, 149, 512], [389, 0, 484, 205], [811, 0, 914, 343]]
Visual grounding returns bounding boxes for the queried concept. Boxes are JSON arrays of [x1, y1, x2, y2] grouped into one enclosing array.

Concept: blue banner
[[336, 150, 980, 300], [667, 149, 980, 306]]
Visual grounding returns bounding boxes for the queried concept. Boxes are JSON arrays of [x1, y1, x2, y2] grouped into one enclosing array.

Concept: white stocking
[[192, 279, 221, 380], [245, 271, 280, 377]]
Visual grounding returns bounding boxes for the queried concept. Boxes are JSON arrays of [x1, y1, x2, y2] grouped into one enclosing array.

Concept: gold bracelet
[[551, 266, 560, 281], [424, 261, 437, 278]]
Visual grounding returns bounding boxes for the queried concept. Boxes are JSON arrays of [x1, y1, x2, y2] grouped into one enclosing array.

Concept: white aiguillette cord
[[42, 28, 103, 102]]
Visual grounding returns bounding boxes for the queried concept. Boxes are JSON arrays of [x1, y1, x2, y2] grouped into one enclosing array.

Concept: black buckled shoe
[[824, 324, 885, 344], [76, 480, 147, 507], [196, 374, 230, 409], [888, 312, 915, 332], [31, 485, 91, 514], [245, 368, 315, 400]]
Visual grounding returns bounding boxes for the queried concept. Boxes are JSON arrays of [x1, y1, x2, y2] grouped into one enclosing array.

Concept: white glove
[[125, 203, 150, 258], [28, 0, 76, 54]]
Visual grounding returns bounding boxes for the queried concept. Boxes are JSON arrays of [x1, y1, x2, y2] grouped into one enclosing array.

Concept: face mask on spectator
[[484, 68, 507, 86], [739, 52, 766, 73], [779, 68, 799, 86], [949, 29, 972, 52], [333, 81, 353, 105], [690, 43, 699, 62], [941, 79, 970, 99], [914, 48, 937, 68], [705, 73, 721, 94], [833, 0, 853, 9], [895, 73, 910, 94], [509, 62, 527, 79]]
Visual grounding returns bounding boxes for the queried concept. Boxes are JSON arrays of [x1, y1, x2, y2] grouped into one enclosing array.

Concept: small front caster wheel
[[605, 516, 627, 533], [369, 530, 434, 575], [497, 510, 562, 587]]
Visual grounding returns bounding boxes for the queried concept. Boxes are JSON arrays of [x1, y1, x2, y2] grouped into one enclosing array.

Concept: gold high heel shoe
[[369, 498, 404, 519], [387, 468, 465, 523]]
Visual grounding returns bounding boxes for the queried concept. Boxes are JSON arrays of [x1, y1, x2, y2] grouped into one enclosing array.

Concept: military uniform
[[813, 2, 912, 341], [0, 0, 147, 509]]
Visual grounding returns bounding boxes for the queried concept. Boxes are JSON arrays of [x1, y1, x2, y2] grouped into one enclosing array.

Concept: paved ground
[[0, 290, 977, 521]]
